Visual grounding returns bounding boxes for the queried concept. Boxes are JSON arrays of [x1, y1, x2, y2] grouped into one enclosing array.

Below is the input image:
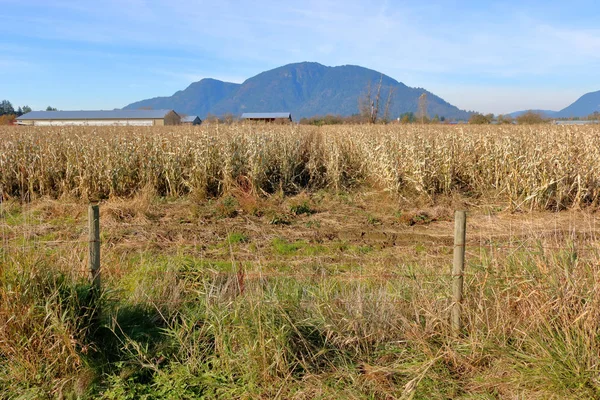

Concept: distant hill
[[124, 62, 471, 120], [556, 90, 600, 118], [125, 79, 240, 118], [508, 110, 558, 118], [509, 90, 600, 119]]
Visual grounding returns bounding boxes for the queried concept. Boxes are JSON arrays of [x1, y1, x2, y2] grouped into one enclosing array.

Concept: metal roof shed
[[16, 109, 180, 126], [241, 112, 292, 123], [181, 116, 202, 125]]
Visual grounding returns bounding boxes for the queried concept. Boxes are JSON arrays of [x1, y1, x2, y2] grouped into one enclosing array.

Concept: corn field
[[1, 124, 599, 208]]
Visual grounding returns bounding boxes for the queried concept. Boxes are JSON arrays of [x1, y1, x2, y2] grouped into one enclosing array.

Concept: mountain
[[508, 90, 600, 119], [556, 90, 600, 118], [124, 62, 471, 120], [508, 109, 558, 118], [125, 79, 240, 117]]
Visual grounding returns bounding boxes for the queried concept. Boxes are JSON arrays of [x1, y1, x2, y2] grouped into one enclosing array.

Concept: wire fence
[[2, 204, 597, 282], [4, 201, 600, 359], [4, 204, 600, 332]]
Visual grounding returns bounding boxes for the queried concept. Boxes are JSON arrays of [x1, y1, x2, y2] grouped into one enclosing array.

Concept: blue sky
[[1, 0, 599, 114]]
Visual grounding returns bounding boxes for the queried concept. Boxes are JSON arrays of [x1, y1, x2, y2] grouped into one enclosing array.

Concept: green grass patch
[[227, 231, 249, 244], [272, 237, 304, 255], [271, 238, 327, 256]]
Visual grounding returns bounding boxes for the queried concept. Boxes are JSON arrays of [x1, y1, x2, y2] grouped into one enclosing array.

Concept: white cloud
[[536, 24, 600, 58]]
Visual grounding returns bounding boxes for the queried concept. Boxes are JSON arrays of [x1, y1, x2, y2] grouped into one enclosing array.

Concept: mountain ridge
[[508, 110, 558, 118], [557, 90, 600, 117], [124, 62, 471, 120], [508, 90, 600, 118]]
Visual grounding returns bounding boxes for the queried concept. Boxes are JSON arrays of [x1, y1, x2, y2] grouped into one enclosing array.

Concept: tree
[[46, 106, 58, 111], [0, 100, 14, 116], [22, 105, 32, 114], [164, 111, 181, 125], [0, 114, 16, 125], [497, 114, 513, 124], [516, 111, 545, 125], [221, 113, 236, 124], [204, 113, 220, 124], [358, 75, 395, 124], [359, 79, 378, 123], [382, 85, 396, 123], [418, 93, 428, 123], [469, 113, 492, 124], [399, 112, 416, 124]]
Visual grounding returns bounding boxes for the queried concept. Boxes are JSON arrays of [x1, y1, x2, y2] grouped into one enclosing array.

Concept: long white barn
[[16, 109, 180, 126]]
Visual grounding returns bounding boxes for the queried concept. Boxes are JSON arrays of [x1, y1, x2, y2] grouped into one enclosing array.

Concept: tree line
[[1, 100, 31, 117], [0, 100, 57, 125], [468, 110, 600, 125]]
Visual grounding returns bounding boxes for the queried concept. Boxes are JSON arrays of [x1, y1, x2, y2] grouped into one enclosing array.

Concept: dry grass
[[2, 124, 600, 209]]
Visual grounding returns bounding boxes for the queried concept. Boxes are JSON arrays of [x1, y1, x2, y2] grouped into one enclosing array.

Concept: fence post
[[88, 204, 101, 291], [452, 210, 466, 335]]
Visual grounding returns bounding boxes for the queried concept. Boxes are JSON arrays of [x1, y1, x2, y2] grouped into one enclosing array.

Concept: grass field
[[2, 124, 600, 398]]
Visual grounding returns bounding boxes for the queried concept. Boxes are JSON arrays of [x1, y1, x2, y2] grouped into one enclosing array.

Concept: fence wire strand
[[3, 211, 600, 284]]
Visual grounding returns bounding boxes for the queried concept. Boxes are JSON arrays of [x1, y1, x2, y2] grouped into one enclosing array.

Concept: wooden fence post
[[89, 204, 101, 291], [452, 210, 466, 335]]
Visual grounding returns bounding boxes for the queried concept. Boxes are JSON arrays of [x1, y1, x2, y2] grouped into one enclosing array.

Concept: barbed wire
[[0, 237, 600, 261], [4, 211, 600, 286], [2, 236, 599, 250], [63, 267, 591, 282]]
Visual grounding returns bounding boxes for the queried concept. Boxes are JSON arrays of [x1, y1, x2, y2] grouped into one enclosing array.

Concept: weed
[[356, 245, 373, 254], [227, 232, 249, 244], [400, 211, 434, 226], [415, 243, 427, 254], [366, 214, 382, 225], [215, 196, 239, 218], [269, 213, 291, 225], [290, 201, 314, 216], [305, 220, 321, 228]]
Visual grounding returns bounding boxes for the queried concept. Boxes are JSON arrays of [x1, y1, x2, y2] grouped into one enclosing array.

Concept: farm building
[[16, 109, 181, 126], [241, 112, 292, 123], [552, 120, 599, 125], [181, 115, 202, 125]]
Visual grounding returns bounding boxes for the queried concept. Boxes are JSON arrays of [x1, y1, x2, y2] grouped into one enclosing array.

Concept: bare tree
[[358, 81, 375, 123], [164, 111, 182, 125], [418, 93, 428, 124], [358, 75, 394, 124], [382, 86, 396, 123], [372, 75, 383, 123]]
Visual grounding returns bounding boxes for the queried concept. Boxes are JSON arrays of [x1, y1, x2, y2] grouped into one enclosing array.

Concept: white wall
[[32, 120, 155, 126]]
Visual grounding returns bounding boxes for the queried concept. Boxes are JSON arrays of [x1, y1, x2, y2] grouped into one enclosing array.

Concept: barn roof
[[181, 115, 201, 122], [17, 109, 176, 120], [241, 112, 292, 119]]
